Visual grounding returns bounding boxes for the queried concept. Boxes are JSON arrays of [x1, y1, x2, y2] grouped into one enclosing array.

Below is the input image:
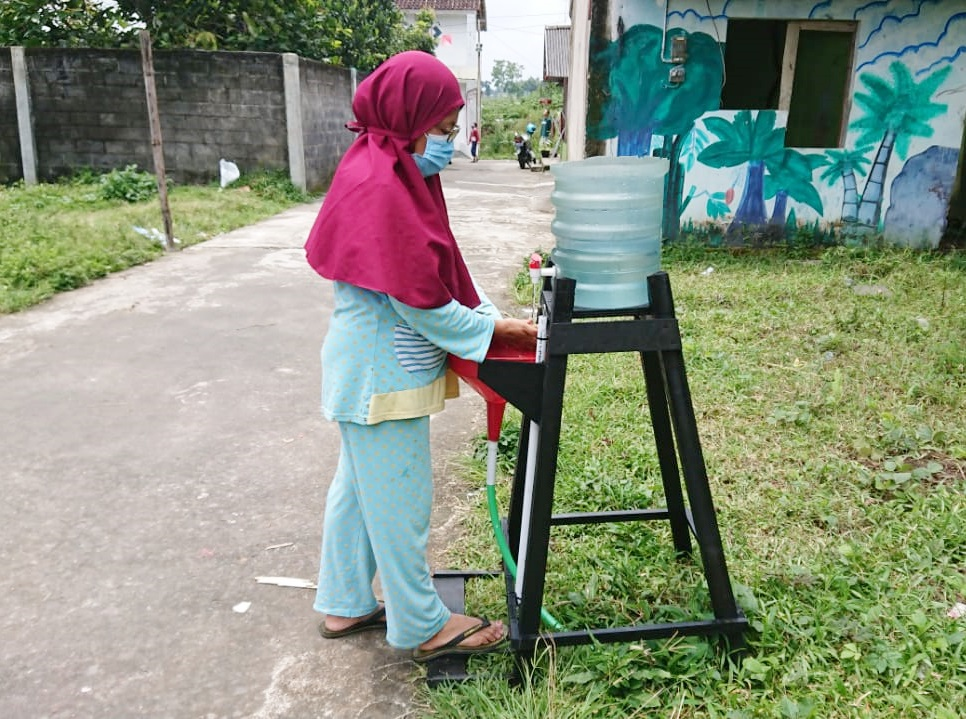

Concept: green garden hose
[[486, 480, 563, 631]]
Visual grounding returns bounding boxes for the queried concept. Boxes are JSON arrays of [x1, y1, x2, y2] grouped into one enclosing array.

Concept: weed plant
[[0, 170, 314, 313], [421, 246, 965, 718], [98, 164, 161, 203]]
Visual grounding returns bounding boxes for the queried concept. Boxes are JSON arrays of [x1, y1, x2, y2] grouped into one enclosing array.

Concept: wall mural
[[850, 61, 951, 228], [697, 110, 826, 242], [590, 23, 724, 240], [588, 0, 965, 247]]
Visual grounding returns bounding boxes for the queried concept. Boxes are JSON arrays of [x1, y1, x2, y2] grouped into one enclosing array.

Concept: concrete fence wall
[[0, 48, 19, 183], [0, 46, 356, 192]]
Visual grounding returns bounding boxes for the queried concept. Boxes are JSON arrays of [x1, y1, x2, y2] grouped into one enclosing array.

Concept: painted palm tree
[[818, 147, 873, 222], [698, 110, 786, 238], [764, 149, 825, 227], [851, 62, 951, 227]]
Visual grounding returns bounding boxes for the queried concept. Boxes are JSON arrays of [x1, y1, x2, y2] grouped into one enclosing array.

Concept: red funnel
[[448, 340, 535, 441]]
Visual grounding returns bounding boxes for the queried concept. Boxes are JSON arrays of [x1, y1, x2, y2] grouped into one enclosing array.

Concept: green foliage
[[307, 0, 432, 71], [0, 0, 132, 48], [490, 60, 524, 94], [0, 0, 435, 71], [390, 7, 437, 58], [240, 170, 313, 203], [439, 245, 965, 717], [481, 86, 565, 159], [98, 165, 159, 203]]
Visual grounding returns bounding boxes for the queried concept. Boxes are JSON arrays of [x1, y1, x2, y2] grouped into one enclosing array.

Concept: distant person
[[539, 109, 555, 156], [469, 123, 480, 162], [303, 51, 536, 663], [540, 109, 552, 139]]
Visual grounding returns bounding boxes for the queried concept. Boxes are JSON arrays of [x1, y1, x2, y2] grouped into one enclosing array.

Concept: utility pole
[[139, 30, 176, 251], [475, 17, 482, 136]]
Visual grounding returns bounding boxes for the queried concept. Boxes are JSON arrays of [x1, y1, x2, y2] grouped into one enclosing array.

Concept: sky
[[480, 0, 571, 81]]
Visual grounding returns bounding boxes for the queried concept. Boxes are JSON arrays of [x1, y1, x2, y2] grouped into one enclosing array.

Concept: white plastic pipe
[[515, 313, 548, 600], [486, 440, 498, 487]]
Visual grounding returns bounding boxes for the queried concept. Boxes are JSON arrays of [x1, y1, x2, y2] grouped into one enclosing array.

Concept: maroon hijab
[[304, 51, 480, 310]]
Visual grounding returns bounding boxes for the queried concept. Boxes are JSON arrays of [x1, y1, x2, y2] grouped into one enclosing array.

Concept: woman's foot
[[415, 614, 505, 656], [319, 605, 386, 639]]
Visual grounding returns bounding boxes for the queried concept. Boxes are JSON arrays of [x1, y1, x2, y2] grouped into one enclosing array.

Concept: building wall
[[587, 0, 966, 247], [400, 10, 481, 157], [1, 47, 355, 191], [401, 10, 479, 80], [433, 12, 479, 80]]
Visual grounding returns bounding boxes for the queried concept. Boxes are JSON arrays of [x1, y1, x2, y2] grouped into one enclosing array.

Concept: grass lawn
[[0, 169, 314, 313], [419, 246, 965, 718]]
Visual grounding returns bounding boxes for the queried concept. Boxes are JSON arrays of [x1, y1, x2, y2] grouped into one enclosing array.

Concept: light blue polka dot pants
[[314, 417, 451, 649]]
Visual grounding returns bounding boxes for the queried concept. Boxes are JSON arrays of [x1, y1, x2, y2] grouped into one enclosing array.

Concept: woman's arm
[[389, 297, 535, 363]]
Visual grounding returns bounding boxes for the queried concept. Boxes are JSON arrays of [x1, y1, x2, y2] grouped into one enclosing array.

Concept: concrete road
[[0, 158, 557, 719]]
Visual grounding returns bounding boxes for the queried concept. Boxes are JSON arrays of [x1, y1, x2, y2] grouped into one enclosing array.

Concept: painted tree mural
[[697, 110, 787, 240], [819, 147, 873, 222], [589, 24, 723, 240], [765, 149, 825, 227], [850, 61, 951, 228]]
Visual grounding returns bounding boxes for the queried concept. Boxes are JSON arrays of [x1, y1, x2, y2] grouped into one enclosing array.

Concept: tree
[[0, 0, 435, 72], [850, 61, 951, 228], [114, 0, 331, 56], [491, 60, 523, 95], [0, 0, 130, 48], [311, 1, 435, 71], [392, 8, 438, 59]]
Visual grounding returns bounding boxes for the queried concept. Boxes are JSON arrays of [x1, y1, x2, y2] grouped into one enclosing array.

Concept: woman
[[469, 122, 480, 162], [304, 51, 536, 663]]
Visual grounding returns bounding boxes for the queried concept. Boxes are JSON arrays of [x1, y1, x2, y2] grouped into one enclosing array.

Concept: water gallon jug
[[550, 156, 669, 310]]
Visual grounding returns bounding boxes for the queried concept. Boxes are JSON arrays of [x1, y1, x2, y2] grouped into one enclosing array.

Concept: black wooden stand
[[426, 272, 746, 685]]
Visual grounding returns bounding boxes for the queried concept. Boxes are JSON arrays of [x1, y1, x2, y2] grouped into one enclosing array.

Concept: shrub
[[99, 165, 160, 203], [241, 170, 312, 203]]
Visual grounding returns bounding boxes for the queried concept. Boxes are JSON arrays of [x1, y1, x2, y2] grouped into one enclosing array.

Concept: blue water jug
[[550, 156, 668, 309]]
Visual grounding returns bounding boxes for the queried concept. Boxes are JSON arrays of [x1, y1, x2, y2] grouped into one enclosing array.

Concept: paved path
[[0, 158, 556, 719]]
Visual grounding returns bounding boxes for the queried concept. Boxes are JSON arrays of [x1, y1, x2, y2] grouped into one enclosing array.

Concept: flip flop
[[412, 618, 507, 664], [318, 605, 387, 639]]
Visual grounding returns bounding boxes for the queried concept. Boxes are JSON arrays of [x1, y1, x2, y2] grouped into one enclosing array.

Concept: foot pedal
[[426, 570, 501, 686]]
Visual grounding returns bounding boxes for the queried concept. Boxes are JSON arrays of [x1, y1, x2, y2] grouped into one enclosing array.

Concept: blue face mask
[[412, 133, 455, 177]]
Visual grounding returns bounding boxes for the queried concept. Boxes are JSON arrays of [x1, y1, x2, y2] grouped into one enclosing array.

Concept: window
[[720, 19, 857, 148]]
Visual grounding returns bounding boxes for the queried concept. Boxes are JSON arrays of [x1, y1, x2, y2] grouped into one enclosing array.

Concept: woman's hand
[[492, 318, 537, 351]]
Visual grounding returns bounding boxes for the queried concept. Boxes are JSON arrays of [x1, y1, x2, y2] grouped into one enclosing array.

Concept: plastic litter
[[255, 576, 316, 589], [132, 225, 179, 246], [219, 158, 240, 189]]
